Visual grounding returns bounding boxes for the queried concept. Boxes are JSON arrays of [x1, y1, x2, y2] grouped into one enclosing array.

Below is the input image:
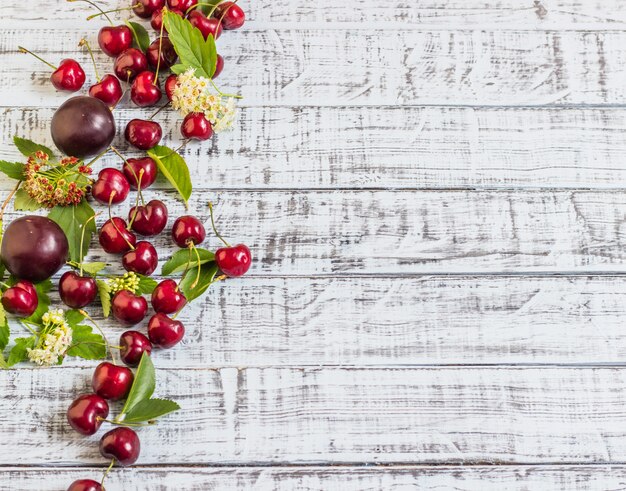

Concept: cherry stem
[[18, 46, 57, 71], [153, 10, 167, 84], [178, 245, 194, 289], [67, 0, 114, 25], [0, 281, 10, 290], [149, 100, 170, 120], [78, 214, 98, 276], [87, 147, 110, 167], [209, 77, 242, 99], [79, 310, 115, 361], [0, 181, 21, 223], [128, 169, 145, 228], [207, 202, 230, 247], [112, 86, 130, 111], [102, 458, 115, 486], [87, 4, 141, 20], [186, 1, 220, 16], [79, 38, 100, 82], [108, 192, 135, 251], [190, 243, 202, 289], [97, 417, 157, 427]]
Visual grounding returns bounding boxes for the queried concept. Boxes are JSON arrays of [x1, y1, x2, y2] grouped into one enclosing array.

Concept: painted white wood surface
[[0, 0, 625, 489]]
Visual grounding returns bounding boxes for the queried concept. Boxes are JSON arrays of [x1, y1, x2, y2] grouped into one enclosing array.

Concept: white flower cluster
[[27, 309, 73, 366], [171, 69, 237, 132]]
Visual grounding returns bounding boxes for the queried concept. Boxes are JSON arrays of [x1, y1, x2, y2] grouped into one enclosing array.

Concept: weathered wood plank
[[2, 28, 626, 106], [5, 465, 626, 491], [6, 106, 626, 190], [19, 275, 626, 368], [3, 367, 626, 465]]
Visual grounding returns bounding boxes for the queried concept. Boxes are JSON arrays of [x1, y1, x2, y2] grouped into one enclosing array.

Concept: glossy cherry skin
[[133, 0, 165, 18], [164, 74, 178, 101], [99, 427, 141, 466], [148, 313, 185, 348], [67, 394, 109, 436], [146, 37, 178, 70], [92, 362, 134, 401], [129, 200, 168, 236], [151, 8, 183, 31], [167, 0, 197, 11], [214, 54, 224, 78], [188, 10, 222, 40], [89, 74, 123, 107], [120, 330, 153, 367], [114, 48, 148, 82], [67, 479, 104, 491], [125, 119, 162, 150], [59, 271, 97, 309], [216, 244, 252, 277], [130, 71, 162, 107], [151, 279, 186, 314], [112, 290, 149, 325], [123, 157, 158, 190], [99, 218, 137, 254], [214, 1, 245, 29], [51, 59, 86, 92], [122, 241, 158, 276], [98, 25, 133, 57], [92, 168, 130, 205], [172, 215, 206, 247], [181, 112, 213, 140], [1, 281, 38, 317]]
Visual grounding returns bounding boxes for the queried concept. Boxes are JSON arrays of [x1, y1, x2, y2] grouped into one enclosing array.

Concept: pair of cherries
[[1, 280, 38, 317]]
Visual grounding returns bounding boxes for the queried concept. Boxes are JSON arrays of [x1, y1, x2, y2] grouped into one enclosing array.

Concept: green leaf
[[147, 146, 192, 206], [170, 63, 187, 75], [13, 136, 55, 158], [126, 20, 151, 52], [162, 248, 215, 276], [13, 189, 43, 211], [198, 0, 220, 15], [80, 262, 107, 276], [48, 200, 96, 263], [0, 161, 25, 180], [122, 398, 180, 424], [23, 279, 52, 325], [0, 311, 8, 351], [96, 280, 111, 317], [121, 352, 155, 416], [0, 352, 8, 370], [136, 275, 158, 295], [66, 324, 106, 360], [7, 336, 36, 366], [163, 11, 217, 78], [179, 262, 219, 302], [65, 309, 86, 327]]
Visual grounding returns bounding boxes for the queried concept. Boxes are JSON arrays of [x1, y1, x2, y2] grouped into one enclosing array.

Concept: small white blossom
[[27, 308, 73, 366]]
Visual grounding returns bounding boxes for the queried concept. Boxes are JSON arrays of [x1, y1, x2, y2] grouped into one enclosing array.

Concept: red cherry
[[151, 279, 186, 314], [59, 271, 97, 309], [188, 10, 222, 40], [133, 0, 165, 18], [99, 218, 137, 254], [167, 0, 197, 11], [92, 168, 130, 205], [181, 112, 213, 141], [92, 362, 134, 400], [216, 244, 252, 277], [129, 199, 168, 236], [99, 427, 141, 466], [151, 8, 183, 31], [114, 48, 148, 82], [146, 37, 178, 70], [125, 119, 162, 150], [214, 1, 245, 29], [214, 54, 224, 78], [165, 74, 178, 101], [1, 281, 38, 317], [131, 71, 162, 107], [172, 215, 206, 247], [122, 241, 158, 276], [51, 59, 86, 92], [67, 479, 104, 491], [98, 25, 133, 57], [89, 74, 123, 107], [123, 157, 158, 190], [148, 312, 185, 348], [120, 330, 152, 367], [67, 394, 109, 435], [112, 290, 148, 325]]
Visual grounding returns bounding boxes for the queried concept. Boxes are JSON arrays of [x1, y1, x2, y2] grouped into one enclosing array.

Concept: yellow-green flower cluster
[[171, 69, 237, 132], [27, 308, 73, 366], [106, 271, 140, 295]]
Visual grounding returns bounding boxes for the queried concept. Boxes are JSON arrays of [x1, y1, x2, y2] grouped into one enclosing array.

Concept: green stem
[[87, 4, 141, 20], [153, 11, 166, 84], [79, 38, 100, 82], [67, 0, 114, 25], [102, 458, 115, 487], [18, 47, 57, 70], [149, 100, 170, 120], [190, 244, 202, 289], [209, 77, 242, 98], [78, 214, 98, 275], [98, 417, 157, 427], [86, 147, 110, 167], [207, 202, 230, 247], [0, 181, 21, 223], [80, 310, 116, 362]]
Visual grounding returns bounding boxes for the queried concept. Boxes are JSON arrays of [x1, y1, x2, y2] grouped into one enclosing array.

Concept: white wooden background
[[2, 0, 626, 489]]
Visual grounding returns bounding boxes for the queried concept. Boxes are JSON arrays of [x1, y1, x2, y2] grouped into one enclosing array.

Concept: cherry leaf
[[48, 200, 96, 263], [96, 280, 111, 318], [122, 398, 180, 424], [136, 274, 158, 295], [0, 161, 26, 181], [147, 145, 192, 207], [13, 136, 55, 158], [120, 352, 155, 417], [80, 262, 107, 276], [179, 262, 219, 302], [67, 324, 106, 360], [7, 336, 36, 366], [126, 21, 151, 52], [162, 248, 215, 276]]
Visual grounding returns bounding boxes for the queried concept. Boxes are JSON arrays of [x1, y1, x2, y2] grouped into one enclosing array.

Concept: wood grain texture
[[3, 367, 626, 465], [2, 28, 626, 106], [4, 465, 626, 491], [17, 275, 626, 368], [7, 106, 626, 190]]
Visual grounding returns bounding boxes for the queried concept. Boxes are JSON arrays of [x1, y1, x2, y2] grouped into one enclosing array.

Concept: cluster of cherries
[[21, 0, 245, 147]]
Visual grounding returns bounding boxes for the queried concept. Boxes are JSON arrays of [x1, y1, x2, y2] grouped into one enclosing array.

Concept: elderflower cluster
[[27, 308, 73, 366], [106, 271, 140, 295], [23, 152, 92, 208], [171, 69, 238, 132]]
